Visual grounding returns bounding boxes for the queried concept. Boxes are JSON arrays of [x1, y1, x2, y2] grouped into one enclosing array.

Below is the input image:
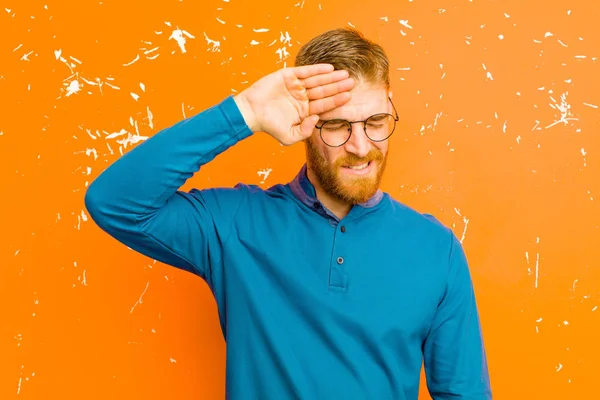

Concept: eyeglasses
[[315, 97, 399, 147]]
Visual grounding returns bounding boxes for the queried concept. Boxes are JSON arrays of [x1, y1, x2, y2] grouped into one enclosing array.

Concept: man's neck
[[305, 167, 352, 220]]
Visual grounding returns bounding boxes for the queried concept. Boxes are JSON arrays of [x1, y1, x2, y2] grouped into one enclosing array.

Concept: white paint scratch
[[104, 128, 148, 150], [460, 217, 469, 243], [123, 54, 139, 66], [546, 92, 578, 129], [130, 281, 150, 314], [16, 365, 34, 395], [535, 237, 540, 289], [20, 50, 34, 61], [147, 106, 154, 129], [204, 32, 221, 53], [85, 148, 98, 160], [482, 63, 494, 81], [399, 20, 413, 29], [453, 208, 470, 243], [143, 46, 159, 56], [257, 168, 273, 184]]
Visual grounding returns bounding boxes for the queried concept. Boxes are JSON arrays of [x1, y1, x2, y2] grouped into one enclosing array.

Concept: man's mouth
[[344, 161, 370, 170], [346, 161, 370, 171], [341, 160, 375, 174]]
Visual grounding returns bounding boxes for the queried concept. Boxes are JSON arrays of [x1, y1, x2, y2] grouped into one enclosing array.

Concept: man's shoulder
[[382, 193, 452, 237]]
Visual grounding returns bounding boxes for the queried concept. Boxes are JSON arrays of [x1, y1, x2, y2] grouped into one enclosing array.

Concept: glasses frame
[[315, 97, 399, 148]]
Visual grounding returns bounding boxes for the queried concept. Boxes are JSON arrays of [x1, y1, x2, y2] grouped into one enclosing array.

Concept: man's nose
[[343, 123, 371, 158]]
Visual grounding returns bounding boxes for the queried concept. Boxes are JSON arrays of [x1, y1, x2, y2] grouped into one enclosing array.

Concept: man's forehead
[[319, 98, 387, 120]]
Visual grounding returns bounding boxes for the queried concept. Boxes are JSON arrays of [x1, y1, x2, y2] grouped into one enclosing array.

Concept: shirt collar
[[289, 163, 384, 211]]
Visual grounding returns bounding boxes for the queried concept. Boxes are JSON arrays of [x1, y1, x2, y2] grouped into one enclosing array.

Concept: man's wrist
[[233, 92, 259, 133]]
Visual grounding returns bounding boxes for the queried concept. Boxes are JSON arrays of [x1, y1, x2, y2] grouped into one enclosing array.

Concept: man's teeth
[[346, 162, 369, 170]]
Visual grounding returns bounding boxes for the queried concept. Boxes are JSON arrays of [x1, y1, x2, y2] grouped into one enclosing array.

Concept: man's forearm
[[84, 95, 253, 239]]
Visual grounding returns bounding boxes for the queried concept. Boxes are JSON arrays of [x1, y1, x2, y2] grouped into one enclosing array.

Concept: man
[[85, 28, 492, 399]]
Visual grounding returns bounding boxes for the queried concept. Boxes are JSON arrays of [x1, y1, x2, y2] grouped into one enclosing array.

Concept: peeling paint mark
[[169, 28, 195, 53]]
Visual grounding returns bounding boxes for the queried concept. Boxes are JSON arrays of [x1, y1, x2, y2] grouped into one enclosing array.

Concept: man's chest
[[223, 215, 447, 341]]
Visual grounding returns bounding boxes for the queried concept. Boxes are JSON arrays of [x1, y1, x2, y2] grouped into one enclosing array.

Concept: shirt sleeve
[[84, 95, 253, 284], [422, 230, 493, 399]]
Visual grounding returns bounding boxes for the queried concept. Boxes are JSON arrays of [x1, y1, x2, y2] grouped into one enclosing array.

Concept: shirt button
[[337, 257, 344, 265], [340, 225, 346, 233], [313, 202, 321, 209]]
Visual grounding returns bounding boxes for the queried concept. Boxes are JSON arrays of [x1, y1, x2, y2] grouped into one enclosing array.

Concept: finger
[[296, 115, 320, 139], [308, 92, 352, 115], [303, 70, 349, 89], [306, 77, 355, 100], [291, 63, 335, 79]]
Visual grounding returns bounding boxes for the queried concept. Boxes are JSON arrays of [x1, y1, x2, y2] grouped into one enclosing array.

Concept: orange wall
[[2, 0, 599, 398]]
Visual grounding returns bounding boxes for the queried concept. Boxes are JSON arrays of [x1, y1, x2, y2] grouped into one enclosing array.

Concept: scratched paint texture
[[1, 0, 599, 398]]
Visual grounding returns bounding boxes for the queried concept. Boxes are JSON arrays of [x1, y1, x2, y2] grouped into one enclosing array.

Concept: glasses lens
[[320, 120, 351, 147], [365, 114, 395, 141]]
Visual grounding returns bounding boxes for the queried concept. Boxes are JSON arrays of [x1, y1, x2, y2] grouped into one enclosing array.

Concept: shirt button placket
[[329, 223, 348, 290]]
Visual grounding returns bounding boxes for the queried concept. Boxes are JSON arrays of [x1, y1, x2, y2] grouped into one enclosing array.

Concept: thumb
[[295, 115, 320, 140]]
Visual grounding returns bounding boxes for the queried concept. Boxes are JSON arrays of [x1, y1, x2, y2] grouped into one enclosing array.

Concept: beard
[[305, 139, 387, 205]]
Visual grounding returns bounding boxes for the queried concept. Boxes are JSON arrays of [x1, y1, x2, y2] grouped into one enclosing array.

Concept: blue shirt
[[85, 95, 492, 399]]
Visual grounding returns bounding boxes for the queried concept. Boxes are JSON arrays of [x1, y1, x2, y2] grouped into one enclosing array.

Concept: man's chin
[[333, 164, 386, 203], [332, 179, 379, 204]]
